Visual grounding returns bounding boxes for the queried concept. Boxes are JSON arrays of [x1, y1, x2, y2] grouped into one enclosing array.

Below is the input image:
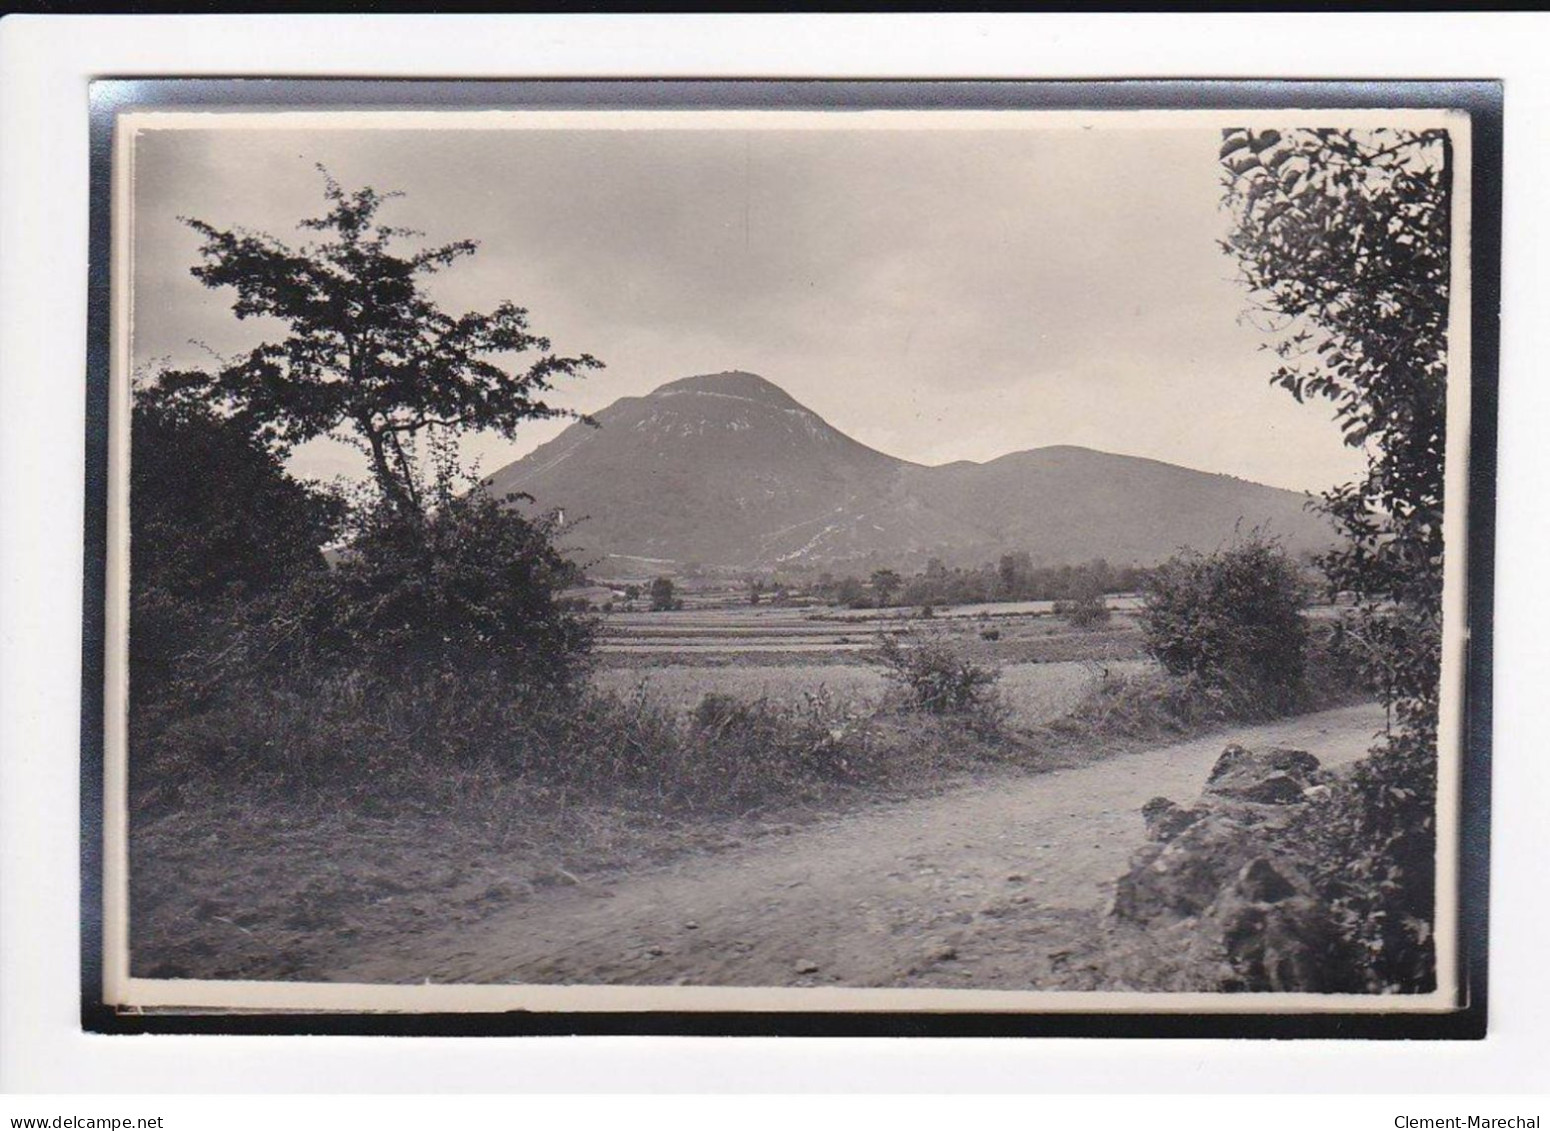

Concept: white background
[[1, 12, 1546, 1102]]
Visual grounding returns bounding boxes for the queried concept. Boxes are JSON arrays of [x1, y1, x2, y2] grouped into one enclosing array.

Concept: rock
[[932, 945, 958, 962], [1006, 873, 1028, 883], [1098, 742, 1367, 993], [1205, 745, 1322, 805], [1205, 857, 1357, 992], [1234, 856, 1299, 903], [1141, 797, 1206, 843], [1224, 773, 1309, 805], [1208, 744, 1321, 784], [1110, 816, 1259, 925], [794, 959, 820, 974], [684, 921, 699, 930]]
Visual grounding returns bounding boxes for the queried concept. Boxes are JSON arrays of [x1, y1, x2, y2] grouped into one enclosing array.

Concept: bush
[[1280, 732, 1438, 993], [1139, 533, 1308, 715], [313, 488, 594, 693], [139, 486, 594, 705], [1053, 591, 1110, 628], [1053, 669, 1243, 742], [872, 631, 1001, 717]]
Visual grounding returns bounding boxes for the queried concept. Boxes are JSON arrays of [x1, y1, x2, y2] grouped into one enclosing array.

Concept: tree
[[158, 170, 601, 518], [1220, 127, 1449, 744], [997, 552, 1031, 599], [650, 576, 677, 612], [129, 385, 344, 696], [870, 568, 902, 608], [1221, 126, 1453, 990], [833, 576, 866, 609]]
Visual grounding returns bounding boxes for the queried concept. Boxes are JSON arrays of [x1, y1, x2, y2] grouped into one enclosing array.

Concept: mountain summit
[[485, 371, 1334, 572], [648, 369, 811, 410]]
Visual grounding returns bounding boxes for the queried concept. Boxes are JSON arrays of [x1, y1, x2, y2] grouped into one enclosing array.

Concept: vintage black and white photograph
[[101, 99, 1477, 1016]]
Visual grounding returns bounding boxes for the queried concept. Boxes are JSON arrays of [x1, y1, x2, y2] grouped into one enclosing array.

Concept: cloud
[[130, 119, 1366, 493]]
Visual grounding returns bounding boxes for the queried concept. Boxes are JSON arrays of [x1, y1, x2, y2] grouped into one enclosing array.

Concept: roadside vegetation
[[1215, 126, 1452, 992]]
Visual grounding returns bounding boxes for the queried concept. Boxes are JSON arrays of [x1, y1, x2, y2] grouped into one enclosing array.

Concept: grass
[[127, 611, 1366, 982], [590, 659, 1153, 730], [129, 675, 1043, 981]]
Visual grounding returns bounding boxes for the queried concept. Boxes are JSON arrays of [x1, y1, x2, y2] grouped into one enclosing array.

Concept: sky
[[129, 116, 1368, 494]]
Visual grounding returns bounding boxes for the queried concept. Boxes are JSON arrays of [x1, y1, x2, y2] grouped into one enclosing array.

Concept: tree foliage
[[1140, 533, 1309, 713], [158, 169, 602, 517], [1221, 126, 1453, 991], [869, 568, 902, 608], [650, 576, 678, 612], [897, 555, 1140, 610], [130, 385, 344, 696], [131, 175, 605, 764], [1220, 127, 1450, 743], [318, 483, 594, 690]]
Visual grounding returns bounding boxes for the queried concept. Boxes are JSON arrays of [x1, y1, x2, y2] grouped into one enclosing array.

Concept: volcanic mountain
[[484, 371, 1335, 573]]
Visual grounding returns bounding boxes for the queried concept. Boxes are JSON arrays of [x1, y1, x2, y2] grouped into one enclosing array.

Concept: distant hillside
[[485, 371, 1335, 573]]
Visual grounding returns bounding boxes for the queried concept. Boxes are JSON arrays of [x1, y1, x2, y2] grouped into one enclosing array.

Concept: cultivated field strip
[[597, 608, 895, 655], [600, 642, 875, 654], [594, 659, 1156, 728]]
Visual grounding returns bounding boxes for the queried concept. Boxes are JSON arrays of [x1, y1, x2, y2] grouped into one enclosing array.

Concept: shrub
[[1053, 669, 1241, 741], [1281, 732, 1439, 993], [313, 487, 595, 694], [1053, 591, 1110, 628], [1139, 533, 1309, 715], [872, 631, 1000, 717]]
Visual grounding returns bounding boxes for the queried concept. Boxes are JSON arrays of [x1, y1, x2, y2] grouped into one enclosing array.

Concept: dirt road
[[332, 703, 1386, 989]]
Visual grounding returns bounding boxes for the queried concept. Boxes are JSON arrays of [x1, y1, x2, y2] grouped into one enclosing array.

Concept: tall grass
[[135, 665, 1034, 820], [1044, 621, 1368, 746], [134, 621, 1364, 819]]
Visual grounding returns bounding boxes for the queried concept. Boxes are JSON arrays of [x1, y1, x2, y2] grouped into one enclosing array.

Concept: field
[[596, 602, 1148, 662], [592, 601, 1154, 728]]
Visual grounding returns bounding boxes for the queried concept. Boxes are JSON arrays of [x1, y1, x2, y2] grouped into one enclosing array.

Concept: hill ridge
[[486, 371, 1333, 573]]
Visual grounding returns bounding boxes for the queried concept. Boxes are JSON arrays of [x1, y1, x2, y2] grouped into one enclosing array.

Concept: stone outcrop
[[1204, 744, 1323, 805], [1205, 857, 1348, 992], [1104, 742, 1360, 993]]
